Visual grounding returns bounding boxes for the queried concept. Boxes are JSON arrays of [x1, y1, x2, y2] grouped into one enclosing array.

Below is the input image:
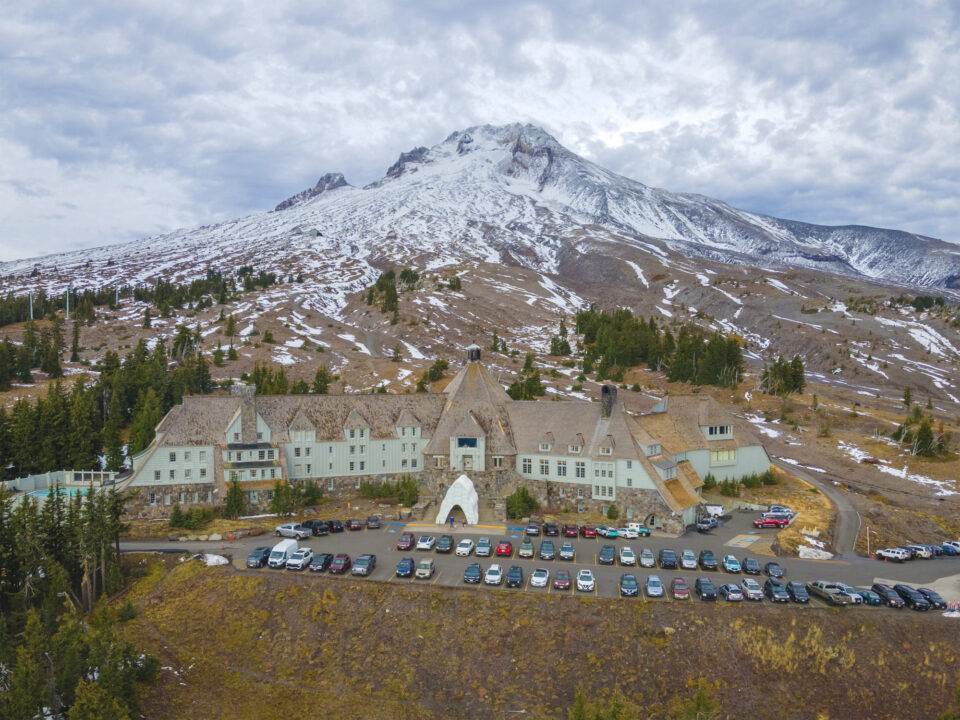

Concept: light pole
[[866, 526, 878, 556]]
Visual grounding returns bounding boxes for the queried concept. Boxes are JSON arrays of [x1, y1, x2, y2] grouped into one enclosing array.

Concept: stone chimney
[[230, 384, 257, 444], [601, 385, 617, 419]]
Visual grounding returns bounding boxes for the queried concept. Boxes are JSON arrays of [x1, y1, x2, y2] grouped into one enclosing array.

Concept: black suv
[[764, 562, 785, 578], [918, 588, 947, 610], [763, 578, 789, 602], [658, 549, 677, 569], [246, 546, 271, 568], [366, 516, 381, 529], [309, 553, 334, 572], [695, 577, 717, 600], [436, 535, 454, 553], [743, 557, 761, 575], [463, 563, 482, 584], [328, 520, 344, 533], [543, 523, 559, 536], [894, 584, 931, 611], [598, 545, 616, 565], [506, 566, 524, 588], [539, 541, 556, 560], [786, 581, 809, 603], [698, 550, 718, 571], [301, 519, 329, 536]]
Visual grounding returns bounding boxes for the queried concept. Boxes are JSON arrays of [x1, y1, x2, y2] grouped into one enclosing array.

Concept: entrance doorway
[[463, 455, 474, 471]]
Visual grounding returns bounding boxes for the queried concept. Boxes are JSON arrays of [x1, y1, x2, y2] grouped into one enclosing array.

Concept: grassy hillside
[[119, 556, 959, 719]]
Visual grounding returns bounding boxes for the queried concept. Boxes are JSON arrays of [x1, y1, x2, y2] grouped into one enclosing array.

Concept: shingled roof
[[506, 398, 640, 461], [640, 395, 761, 451]]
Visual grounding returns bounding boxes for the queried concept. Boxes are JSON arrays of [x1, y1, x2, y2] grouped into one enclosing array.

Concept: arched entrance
[[435, 474, 479, 525]]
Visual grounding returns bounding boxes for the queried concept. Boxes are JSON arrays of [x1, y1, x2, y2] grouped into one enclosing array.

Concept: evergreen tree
[[223, 479, 246, 519], [915, 418, 935, 456], [522, 353, 534, 372], [127, 388, 163, 456], [8, 610, 47, 720], [903, 386, 912, 408], [70, 320, 81, 362], [213, 342, 225, 366], [69, 383, 100, 469], [426, 358, 448, 381], [491, 330, 500, 351], [15, 344, 33, 382], [102, 412, 126, 472], [68, 678, 130, 720], [11, 397, 39, 476], [228, 343, 238, 361], [224, 314, 237, 336], [142, 308, 151, 328], [312, 365, 332, 394], [790, 354, 805, 393]]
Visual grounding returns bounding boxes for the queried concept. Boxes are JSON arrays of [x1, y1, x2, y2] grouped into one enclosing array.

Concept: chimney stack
[[601, 385, 617, 419]]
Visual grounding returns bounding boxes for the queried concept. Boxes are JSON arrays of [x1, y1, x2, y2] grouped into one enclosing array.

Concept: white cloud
[[0, 1, 957, 260]]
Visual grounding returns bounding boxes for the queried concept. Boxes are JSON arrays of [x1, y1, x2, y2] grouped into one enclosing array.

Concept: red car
[[329, 553, 351, 574], [563, 524, 579, 538], [753, 517, 788, 529], [495, 541, 513, 557], [347, 518, 363, 531], [396, 532, 415, 550], [579, 525, 597, 538], [553, 569, 572, 590]]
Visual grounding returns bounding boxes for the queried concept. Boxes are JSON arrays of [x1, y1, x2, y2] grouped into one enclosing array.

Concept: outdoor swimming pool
[[27, 487, 92, 498]]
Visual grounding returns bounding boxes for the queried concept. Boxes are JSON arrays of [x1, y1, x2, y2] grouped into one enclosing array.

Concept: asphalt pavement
[[121, 514, 960, 608]]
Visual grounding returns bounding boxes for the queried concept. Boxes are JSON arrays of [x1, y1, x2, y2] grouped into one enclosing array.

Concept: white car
[[617, 527, 639, 539], [639, 548, 655, 568], [455, 539, 475, 557], [285, 547, 314, 571], [740, 577, 763, 601], [619, 546, 636, 566], [275, 523, 311, 540], [680, 549, 698, 570], [576, 569, 596, 592], [530, 568, 550, 588], [416, 535, 436, 551], [876, 547, 909, 562], [484, 564, 504, 585], [905, 544, 932, 559]]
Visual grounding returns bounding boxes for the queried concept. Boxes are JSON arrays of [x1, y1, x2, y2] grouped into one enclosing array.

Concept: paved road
[[771, 458, 862, 557], [121, 517, 960, 607]]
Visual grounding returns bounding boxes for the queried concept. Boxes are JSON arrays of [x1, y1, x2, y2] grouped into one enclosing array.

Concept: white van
[[268, 539, 298, 568], [704, 504, 725, 519]]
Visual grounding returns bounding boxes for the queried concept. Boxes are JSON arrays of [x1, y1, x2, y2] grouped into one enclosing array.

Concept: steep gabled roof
[[395, 409, 421, 428], [638, 394, 761, 451], [344, 407, 370, 430], [288, 408, 315, 432]]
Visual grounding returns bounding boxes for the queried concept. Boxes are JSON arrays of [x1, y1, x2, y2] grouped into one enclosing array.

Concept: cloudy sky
[[1, 1, 957, 261]]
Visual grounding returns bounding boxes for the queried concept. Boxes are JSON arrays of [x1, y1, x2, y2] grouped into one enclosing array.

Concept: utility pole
[[28, 292, 33, 320]]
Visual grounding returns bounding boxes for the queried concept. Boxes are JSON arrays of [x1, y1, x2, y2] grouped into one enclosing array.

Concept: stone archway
[[435, 474, 479, 525]]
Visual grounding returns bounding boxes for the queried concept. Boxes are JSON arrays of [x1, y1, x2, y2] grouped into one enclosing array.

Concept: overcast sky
[[1, 1, 957, 261]]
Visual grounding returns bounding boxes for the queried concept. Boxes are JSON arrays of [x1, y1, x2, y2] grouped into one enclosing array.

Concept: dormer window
[[539, 443, 551, 452], [568, 445, 581, 454], [707, 425, 732, 437], [600, 447, 612, 456]]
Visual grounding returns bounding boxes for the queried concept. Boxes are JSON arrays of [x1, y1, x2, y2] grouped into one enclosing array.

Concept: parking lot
[[123, 515, 960, 610]]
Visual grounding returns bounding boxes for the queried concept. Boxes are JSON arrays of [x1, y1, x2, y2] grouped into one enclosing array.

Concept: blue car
[[941, 543, 959, 556], [396, 557, 415, 578]]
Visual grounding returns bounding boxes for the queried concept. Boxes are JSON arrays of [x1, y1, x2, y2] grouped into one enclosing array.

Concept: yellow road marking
[[431, 571, 442, 585]]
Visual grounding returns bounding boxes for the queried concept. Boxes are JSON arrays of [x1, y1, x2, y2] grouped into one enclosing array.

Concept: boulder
[[208, 533, 222, 541]]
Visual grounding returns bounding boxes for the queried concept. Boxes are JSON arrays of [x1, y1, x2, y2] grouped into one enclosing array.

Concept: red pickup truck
[[753, 517, 789, 529]]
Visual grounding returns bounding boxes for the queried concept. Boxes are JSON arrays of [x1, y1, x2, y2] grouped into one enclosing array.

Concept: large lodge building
[[123, 346, 770, 532]]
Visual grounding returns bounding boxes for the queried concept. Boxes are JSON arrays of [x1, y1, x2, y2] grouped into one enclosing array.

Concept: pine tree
[[213, 342, 225, 367], [491, 331, 500, 352], [68, 678, 130, 720], [8, 610, 47, 720], [69, 384, 100, 470], [11, 397, 39, 476], [15, 344, 33, 383], [228, 343, 238, 361], [224, 479, 246, 519], [903, 386, 912, 408], [311, 365, 332, 395], [224, 314, 236, 336], [102, 412, 125, 472], [790, 355, 805, 393], [142, 308, 151, 328], [127, 388, 163, 456], [70, 320, 81, 362]]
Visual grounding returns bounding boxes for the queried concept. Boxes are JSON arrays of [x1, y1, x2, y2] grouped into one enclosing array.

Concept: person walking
[[449, 516, 454, 529]]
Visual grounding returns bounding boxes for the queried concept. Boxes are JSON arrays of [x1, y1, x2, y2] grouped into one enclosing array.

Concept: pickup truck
[[696, 517, 719, 533], [806, 580, 854, 606]]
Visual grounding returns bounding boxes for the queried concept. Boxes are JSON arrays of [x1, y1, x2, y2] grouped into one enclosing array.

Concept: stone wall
[[124, 483, 218, 520]]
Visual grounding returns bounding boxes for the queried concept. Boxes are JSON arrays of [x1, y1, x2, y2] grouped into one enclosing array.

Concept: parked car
[[328, 520, 344, 533], [563, 524, 579, 537], [559, 542, 576, 561], [658, 549, 678, 569], [456, 539, 475, 557], [475, 537, 493, 557], [695, 577, 718, 601], [396, 532, 415, 551], [301, 519, 329, 536], [754, 516, 789, 529], [526, 522, 540, 536], [639, 548, 656, 568], [268, 539, 299, 568], [762, 512, 793, 523], [871, 583, 905, 608], [553, 569, 572, 591], [806, 580, 853, 606], [517, 539, 535, 558], [894, 584, 931, 611], [347, 518, 363, 531], [645, 575, 664, 598], [918, 588, 947, 610], [876, 547, 909, 562], [679, 550, 697, 570], [905, 544, 933, 559], [617, 527, 639, 539], [786, 581, 810, 603], [763, 578, 790, 602], [484, 564, 503, 585], [698, 550, 718, 571], [275, 523, 311, 540], [396, 557, 415, 578], [246, 546, 271, 568], [896, 546, 918, 560], [415, 558, 435, 580], [598, 545, 616, 565], [764, 562, 785, 578], [543, 523, 559, 537], [576, 569, 596, 592], [530, 568, 550, 588], [353, 554, 376, 576], [329, 553, 351, 574], [462, 562, 482, 584], [435, 535, 453, 553], [722, 554, 742, 573], [579, 525, 597, 538], [539, 541, 556, 561], [670, 577, 690, 600], [619, 573, 639, 597], [697, 517, 719, 532], [416, 536, 437, 551], [495, 541, 514, 557], [740, 577, 763, 601], [506, 566, 524, 588], [856, 589, 884, 606], [619, 546, 636, 566], [768, 505, 794, 516], [598, 526, 619, 538], [742, 557, 761, 575], [286, 547, 314, 571], [719, 584, 744, 602], [942, 543, 960, 556], [366, 516, 380, 529], [626, 522, 652, 536], [308, 552, 333, 572], [834, 582, 864, 604]]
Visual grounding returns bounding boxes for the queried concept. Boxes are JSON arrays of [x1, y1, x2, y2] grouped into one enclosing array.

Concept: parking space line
[[431, 571, 442, 585]]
